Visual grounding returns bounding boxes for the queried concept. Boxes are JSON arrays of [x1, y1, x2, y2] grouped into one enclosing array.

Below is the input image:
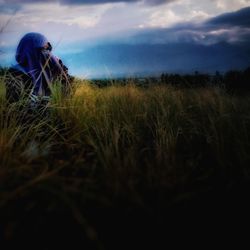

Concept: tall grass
[[1, 77, 250, 248]]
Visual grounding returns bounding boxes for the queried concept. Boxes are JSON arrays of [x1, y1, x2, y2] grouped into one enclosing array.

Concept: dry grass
[[1, 77, 250, 249]]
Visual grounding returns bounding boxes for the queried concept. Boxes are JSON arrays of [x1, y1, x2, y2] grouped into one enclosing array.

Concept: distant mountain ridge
[[66, 41, 250, 78]]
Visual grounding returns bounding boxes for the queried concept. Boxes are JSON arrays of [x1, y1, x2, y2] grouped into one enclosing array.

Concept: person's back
[[5, 65, 33, 103]]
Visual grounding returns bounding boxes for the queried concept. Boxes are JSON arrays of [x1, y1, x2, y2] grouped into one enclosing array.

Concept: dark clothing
[[5, 67, 33, 103]]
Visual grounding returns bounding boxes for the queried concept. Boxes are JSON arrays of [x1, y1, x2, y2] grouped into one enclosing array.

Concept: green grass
[[1, 77, 250, 248]]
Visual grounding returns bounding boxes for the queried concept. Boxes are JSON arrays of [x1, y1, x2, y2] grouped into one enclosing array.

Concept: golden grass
[[1, 77, 250, 247]]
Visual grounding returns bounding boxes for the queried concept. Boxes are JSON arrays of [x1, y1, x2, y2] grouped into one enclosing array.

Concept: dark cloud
[[128, 7, 250, 45], [1, 0, 175, 5], [207, 6, 250, 27]]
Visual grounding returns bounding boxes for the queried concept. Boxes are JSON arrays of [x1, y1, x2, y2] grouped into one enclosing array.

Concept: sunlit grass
[[1, 77, 250, 247]]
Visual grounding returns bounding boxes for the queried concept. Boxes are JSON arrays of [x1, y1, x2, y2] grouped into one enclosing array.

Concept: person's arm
[[49, 54, 74, 95]]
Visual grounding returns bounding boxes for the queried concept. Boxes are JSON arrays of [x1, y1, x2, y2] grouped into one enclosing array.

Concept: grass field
[[1, 77, 250, 249]]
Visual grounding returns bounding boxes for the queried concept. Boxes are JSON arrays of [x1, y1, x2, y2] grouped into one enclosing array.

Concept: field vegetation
[[1, 73, 250, 249]]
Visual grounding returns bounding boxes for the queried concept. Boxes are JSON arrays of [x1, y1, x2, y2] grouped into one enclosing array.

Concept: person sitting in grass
[[5, 32, 73, 105]]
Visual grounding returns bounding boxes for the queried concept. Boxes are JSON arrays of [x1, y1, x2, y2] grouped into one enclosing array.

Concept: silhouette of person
[[6, 32, 72, 105]]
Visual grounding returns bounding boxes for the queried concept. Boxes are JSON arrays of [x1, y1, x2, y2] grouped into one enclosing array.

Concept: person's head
[[15, 32, 52, 66], [13, 32, 71, 98]]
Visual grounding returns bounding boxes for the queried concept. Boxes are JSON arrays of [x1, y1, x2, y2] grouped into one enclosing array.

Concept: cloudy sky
[[0, 0, 250, 78]]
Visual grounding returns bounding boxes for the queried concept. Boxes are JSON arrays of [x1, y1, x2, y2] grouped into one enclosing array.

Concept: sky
[[0, 0, 250, 78]]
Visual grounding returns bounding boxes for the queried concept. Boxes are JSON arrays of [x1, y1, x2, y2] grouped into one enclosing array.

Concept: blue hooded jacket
[[14, 32, 63, 97]]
